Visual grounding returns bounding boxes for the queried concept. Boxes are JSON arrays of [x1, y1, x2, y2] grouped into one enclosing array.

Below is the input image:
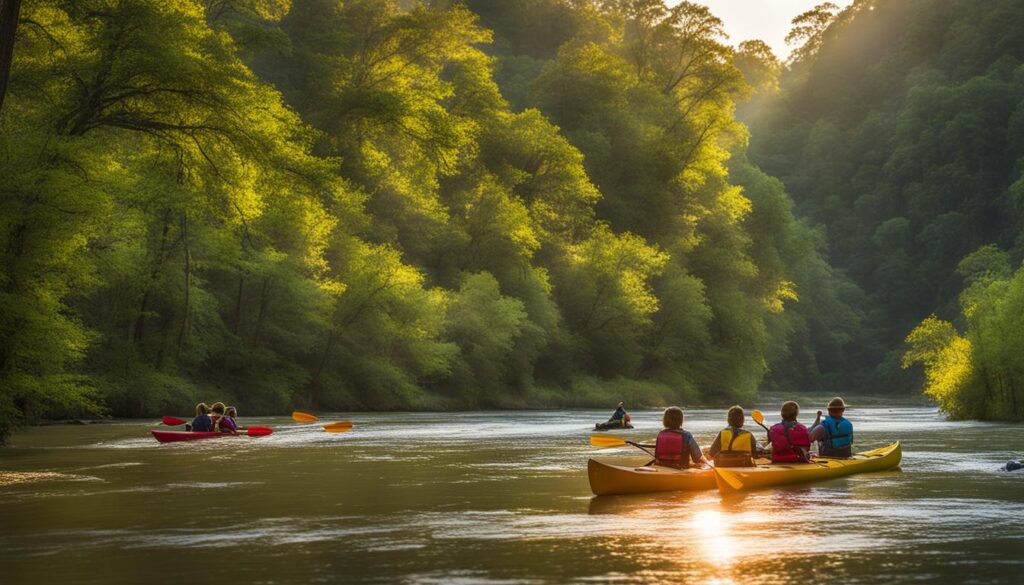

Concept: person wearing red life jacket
[[653, 406, 709, 469], [768, 401, 812, 463]]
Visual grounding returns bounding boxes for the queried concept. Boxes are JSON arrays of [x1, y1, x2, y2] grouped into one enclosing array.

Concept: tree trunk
[[131, 213, 172, 346], [310, 329, 335, 393], [233, 273, 244, 334], [252, 278, 270, 344], [176, 213, 191, 352], [0, 0, 22, 116]]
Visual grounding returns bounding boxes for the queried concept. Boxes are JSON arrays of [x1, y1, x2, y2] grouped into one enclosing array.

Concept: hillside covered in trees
[[3, 0, 1024, 441], [746, 0, 1024, 419]]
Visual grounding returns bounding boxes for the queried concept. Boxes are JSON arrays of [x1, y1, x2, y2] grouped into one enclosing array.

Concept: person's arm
[[707, 433, 722, 457], [808, 425, 825, 442], [688, 437, 709, 468]]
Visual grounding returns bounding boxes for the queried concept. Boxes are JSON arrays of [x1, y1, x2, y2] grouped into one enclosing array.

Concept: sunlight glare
[[690, 509, 736, 566]]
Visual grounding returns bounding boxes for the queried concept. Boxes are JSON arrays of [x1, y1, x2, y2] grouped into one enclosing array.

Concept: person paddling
[[221, 405, 239, 434], [768, 401, 812, 463], [707, 405, 760, 467], [210, 403, 238, 434], [609, 401, 628, 428], [187, 403, 213, 432], [809, 397, 854, 458], [653, 406, 709, 469]]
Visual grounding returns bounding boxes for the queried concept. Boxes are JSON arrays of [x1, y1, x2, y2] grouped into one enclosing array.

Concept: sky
[[680, 0, 855, 59]]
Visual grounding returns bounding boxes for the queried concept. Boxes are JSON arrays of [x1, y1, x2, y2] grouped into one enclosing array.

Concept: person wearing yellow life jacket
[[707, 405, 760, 467], [653, 406, 709, 469], [809, 397, 854, 458]]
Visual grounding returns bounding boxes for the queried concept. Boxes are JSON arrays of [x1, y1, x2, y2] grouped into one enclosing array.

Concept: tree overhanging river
[[2, 406, 1023, 584]]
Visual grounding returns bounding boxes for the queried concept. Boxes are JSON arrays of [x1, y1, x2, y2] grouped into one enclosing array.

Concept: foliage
[[0, 0, 871, 440], [904, 255, 1024, 420], [748, 0, 1024, 403]]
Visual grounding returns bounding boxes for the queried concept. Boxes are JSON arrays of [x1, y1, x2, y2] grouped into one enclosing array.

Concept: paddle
[[590, 434, 654, 456], [292, 411, 319, 423], [162, 416, 187, 426], [714, 466, 745, 491], [751, 410, 771, 434], [323, 421, 353, 433], [245, 426, 273, 437]]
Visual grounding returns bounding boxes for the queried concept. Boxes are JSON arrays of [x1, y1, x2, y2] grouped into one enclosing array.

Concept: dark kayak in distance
[[594, 421, 634, 431]]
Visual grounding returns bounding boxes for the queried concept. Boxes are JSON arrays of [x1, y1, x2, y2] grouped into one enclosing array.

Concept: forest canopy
[[3, 0, 1023, 441], [746, 0, 1024, 419]]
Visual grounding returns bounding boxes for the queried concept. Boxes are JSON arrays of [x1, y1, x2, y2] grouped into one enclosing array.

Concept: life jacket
[[191, 414, 213, 432], [655, 429, 693, 468], [220, 415, 238, 433], [819, 415, 853, 457], [770, 421, 811, 463], [714, 427, 755, 467]]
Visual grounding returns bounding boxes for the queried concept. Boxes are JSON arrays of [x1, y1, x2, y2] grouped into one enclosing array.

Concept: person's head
[[617, 401, 624, 409], [727, 405, 744, 428], [663, 406, 684, 430], [827, 397, 846, 418], [781, 401, 800, 422], [211, 402, 226, 415], [195, 403, 210, 416], [226, 406, 237, 418]]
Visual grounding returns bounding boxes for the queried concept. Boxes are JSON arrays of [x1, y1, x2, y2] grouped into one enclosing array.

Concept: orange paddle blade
[[292, 411, 319, 423], [590, 434, 627, 448], [323, 421, 353, 433]]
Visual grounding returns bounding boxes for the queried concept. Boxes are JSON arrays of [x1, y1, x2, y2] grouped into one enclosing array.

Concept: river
[[1, 406, 1022, 584]]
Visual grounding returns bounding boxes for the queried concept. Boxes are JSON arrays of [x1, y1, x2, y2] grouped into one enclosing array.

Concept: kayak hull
[[594, 422, 634, 431], [151, 430, 234, 443], [588, 458, 716, 496], [714, 441, 902, 493]]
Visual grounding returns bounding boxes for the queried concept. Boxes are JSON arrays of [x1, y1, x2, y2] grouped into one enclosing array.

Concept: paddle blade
[[292, 411, 319, 423], [590, 434, 627, 448], [751, 410, 765, 425], [323, 421, 353, 433], [714, 467, 744, 491], [246, 426, 273, 437], [162, 416, 187, 426]]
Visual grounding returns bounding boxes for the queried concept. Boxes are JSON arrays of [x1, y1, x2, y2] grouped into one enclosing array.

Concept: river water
[[1, 406, 1022, 584]]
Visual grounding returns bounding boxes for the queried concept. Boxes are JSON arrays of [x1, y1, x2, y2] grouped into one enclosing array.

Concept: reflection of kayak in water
[[594, 421, 634, 431], [714, 442, 902, 493]]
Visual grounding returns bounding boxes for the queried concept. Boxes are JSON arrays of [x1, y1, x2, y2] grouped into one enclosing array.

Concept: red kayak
[[151, 430, 237, 443]]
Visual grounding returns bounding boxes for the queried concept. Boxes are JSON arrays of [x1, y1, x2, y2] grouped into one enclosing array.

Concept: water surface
[[1, 407, 1022, 584]]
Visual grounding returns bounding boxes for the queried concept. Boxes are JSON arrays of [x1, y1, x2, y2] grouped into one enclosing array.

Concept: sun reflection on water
[[690, 509, 736, 566]]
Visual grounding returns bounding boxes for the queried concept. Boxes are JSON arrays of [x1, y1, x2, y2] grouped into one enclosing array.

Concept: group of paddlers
[[186, 402, 240, 434], [609, 398, 854, 469]]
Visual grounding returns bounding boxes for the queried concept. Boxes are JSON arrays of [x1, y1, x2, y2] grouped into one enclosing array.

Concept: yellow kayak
[[587, 458, 716, 496], [714, 441, 902, 494]]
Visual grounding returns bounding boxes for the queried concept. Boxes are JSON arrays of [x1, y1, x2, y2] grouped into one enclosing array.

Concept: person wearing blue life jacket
[[608, 401, 628, 428], [809, 397, 853, 458], [189, 403, 213, 433]]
